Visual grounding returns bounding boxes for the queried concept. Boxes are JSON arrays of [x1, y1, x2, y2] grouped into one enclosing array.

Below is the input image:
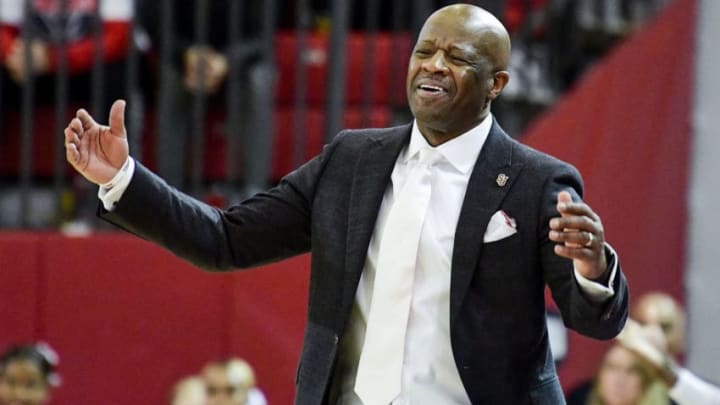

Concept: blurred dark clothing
[[138, 0, 264, 71]]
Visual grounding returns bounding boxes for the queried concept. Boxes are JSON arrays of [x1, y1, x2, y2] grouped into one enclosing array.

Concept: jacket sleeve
[[540, 163, 629, 340], [100, 133, 348, 271]]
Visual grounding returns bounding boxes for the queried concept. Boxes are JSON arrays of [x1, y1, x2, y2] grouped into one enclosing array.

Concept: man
[[64, 4, 628, 404]]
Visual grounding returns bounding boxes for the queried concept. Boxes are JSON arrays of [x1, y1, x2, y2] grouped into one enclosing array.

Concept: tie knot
[[417, 147, 442, 166]]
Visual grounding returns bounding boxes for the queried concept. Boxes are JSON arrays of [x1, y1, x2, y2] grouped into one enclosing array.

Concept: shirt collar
[[405, 114, 493, 174]]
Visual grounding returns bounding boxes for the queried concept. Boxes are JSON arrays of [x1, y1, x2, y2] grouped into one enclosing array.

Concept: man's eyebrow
[[447, 44, 476, 55]]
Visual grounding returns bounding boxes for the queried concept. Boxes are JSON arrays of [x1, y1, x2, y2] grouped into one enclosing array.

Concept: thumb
[[557, 190, 572, 205], [108, 99, 127, 137], [557, 190, 572, 215]]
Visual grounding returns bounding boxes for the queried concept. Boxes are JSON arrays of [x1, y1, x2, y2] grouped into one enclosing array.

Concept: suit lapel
[[450, 121, 525, 326], [341, 124, 412, 322]]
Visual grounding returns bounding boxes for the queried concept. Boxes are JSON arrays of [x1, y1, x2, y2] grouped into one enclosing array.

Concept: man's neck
[[417, 114, 490, 146]]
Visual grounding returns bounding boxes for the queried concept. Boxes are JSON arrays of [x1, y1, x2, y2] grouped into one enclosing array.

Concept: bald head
[[422, 4, 511, 70]]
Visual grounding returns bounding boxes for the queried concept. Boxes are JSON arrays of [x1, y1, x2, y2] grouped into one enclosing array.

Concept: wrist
[[589, 244, 614, 284], [101, 157, 131, 189]]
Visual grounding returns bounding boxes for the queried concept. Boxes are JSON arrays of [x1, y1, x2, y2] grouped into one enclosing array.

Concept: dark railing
[[0, 0, 669, 229]]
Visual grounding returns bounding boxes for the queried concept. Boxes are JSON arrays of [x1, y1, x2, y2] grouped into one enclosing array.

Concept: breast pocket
[[478, 232, 526, 278]]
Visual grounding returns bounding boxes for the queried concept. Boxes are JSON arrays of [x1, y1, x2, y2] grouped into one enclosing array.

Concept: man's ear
[[488, 70, 510, 100]]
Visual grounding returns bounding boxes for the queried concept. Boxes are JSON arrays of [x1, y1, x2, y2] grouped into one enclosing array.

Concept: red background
[[0, 233, 310, 404]]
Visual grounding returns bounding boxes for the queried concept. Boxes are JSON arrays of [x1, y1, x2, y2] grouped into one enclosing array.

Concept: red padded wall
[[0, 232, 309, 404]]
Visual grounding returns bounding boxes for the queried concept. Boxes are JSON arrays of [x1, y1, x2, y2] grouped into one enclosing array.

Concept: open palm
[[64, 100, 129, 185]]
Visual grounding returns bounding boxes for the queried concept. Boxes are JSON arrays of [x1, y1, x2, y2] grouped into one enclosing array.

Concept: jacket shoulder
[[511, 137, 581, 177]]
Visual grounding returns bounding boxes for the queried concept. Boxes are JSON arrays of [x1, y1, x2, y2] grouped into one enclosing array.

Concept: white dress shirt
[[99, 115, 617, 405]]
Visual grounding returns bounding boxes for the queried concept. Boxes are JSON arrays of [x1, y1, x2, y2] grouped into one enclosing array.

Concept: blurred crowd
[[0, 343, 267, 405], [566, 291, 720, 405], [0, 0, 670, 229], [5, 291, 719, 404]]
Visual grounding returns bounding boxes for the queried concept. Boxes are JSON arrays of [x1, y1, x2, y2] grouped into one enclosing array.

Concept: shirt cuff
[[670, 368, 720, 404], [573, 242, 618, 302], [97, 157, 135, 211]]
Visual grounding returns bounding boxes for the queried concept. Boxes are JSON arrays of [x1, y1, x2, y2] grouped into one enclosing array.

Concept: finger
[[65, 141, 80, 165], [549, 215, 597, 232], [553, 244, 599, 261], [76, 108, 98, 130], [63, 125, 80, 146], [64, 123, 84, 168], [69, 117, 84, 136], [549, 229, 596, 247], [108, 99, 127, 136], [557, 200, 599, 222]]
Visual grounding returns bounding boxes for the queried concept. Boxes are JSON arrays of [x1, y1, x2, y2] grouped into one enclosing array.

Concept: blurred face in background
[[632, 293, 686, 356], [170, 376, 205, 405], [203, 364, 249, 405], [596, 345, 648, 405], [0, 359, 50, 405]]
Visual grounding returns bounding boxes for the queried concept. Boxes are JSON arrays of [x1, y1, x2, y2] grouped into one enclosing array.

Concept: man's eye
[[452, 56, 469, 64], [415, 50, 431, 56]]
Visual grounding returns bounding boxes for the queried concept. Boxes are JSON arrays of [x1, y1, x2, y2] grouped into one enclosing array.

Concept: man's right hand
[[64, 99, 129, 185]]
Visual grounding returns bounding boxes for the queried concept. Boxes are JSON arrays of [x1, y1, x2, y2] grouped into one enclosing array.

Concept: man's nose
[[423, 51, 449, 73]]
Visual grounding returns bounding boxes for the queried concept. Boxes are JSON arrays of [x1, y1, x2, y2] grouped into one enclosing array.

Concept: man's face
[[203, 366, 248, 405], [406, 11, 497, 138]]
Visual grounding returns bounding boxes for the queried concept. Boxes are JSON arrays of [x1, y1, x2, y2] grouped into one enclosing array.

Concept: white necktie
[[355, 148, 439, 405]]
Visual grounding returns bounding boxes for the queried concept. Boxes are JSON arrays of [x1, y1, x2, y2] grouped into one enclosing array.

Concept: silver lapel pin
[[496, 173, 509, 187]]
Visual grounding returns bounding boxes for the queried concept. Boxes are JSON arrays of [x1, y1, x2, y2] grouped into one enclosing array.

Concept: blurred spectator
[[0, 343, 60, 405], [169, 375, 205, 405], [631, 291, 686, 358], [139, 1, 274, 195], [0, 0, 133, 113], [495, 0, 671, 136], [618, 294, 720, 405], [202, 358, 266, 405], [567, 343, 670, 405], [545, 0, 670, 91]]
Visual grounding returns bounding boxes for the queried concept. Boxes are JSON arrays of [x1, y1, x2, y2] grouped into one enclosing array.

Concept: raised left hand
[[548, 190, 607, 280]]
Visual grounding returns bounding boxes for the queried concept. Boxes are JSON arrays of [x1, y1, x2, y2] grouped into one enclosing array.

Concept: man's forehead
[[417, 12, 508, 57], [416, 37, 477, 53]]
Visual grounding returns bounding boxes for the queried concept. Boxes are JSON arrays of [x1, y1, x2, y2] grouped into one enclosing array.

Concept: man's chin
[[413, 112, 448, 131]]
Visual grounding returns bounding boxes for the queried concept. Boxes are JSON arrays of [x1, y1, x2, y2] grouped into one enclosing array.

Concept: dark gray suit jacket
[[102, 121, 628, 405]]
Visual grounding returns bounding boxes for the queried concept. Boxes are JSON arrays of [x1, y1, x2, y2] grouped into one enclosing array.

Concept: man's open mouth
[[418, 84, 448, 93]]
